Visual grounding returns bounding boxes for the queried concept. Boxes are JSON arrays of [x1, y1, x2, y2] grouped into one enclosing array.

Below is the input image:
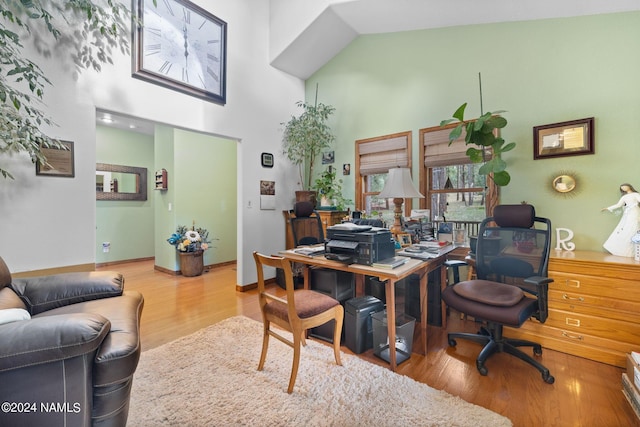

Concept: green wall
[[155, 126, 238, 272], [96, 126, 155, 263], [307, 11, 640, 252], [97, 124, 238, 270]]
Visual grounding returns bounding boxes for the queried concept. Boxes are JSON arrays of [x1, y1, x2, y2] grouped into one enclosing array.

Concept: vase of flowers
[[167, 223, 212, 277]]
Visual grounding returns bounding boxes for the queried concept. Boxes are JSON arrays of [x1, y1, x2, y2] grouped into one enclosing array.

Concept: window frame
[[355, 131, 413, 216], [418, 123, 498, 219]]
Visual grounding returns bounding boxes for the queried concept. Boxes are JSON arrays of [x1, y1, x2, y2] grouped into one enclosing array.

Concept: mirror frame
[[552, 174, 577, 194], [96, 163, 148, 201]]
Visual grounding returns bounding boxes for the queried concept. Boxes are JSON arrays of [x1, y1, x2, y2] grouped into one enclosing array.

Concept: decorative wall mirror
[[96, 163, 148, 201], [552, 174, 577, 194]]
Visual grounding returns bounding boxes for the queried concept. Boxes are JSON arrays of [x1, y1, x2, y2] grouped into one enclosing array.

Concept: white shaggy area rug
[[128, 316, 512, 426]]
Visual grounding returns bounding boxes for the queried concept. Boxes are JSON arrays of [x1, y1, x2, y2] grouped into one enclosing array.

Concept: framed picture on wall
[[36, 140, 75, 178], [533, 117, 594, 159]]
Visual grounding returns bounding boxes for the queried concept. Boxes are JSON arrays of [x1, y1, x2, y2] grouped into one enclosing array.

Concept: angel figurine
[[601, 183, 640, 257]]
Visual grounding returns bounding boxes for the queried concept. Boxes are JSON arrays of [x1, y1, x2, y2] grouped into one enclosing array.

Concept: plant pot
[[295, 190, 317, 206], [179, 250, 204, 277], [320, 195, 332, 207]]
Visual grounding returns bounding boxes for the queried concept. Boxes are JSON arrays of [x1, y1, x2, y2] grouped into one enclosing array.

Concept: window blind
[[423, 126, 491, 167], [357, 134, 410, 176]]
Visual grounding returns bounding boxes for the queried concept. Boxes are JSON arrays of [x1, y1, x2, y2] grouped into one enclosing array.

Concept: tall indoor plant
[[281, 86, 336, 200]]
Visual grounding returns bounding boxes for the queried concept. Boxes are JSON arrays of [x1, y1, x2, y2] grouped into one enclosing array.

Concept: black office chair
[[441, 204, 555, 384], [290, 201, 324, 246]]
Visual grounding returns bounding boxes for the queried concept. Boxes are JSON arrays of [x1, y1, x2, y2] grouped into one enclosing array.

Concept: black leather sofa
[[0, 256, 144, 427]]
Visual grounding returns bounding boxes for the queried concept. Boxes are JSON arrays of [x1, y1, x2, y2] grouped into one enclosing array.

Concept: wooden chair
[[253, 252, 344, 393]]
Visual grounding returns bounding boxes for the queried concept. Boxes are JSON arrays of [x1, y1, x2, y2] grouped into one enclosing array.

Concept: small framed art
[[261, 152, 274, 168], [36, 140, 75, 178], [397, 233, 412, 247], [533, 117, 594, 160]]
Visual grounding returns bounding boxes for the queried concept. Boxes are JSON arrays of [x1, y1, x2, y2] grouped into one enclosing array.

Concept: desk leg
[[440, 264, 447, 329], [419, 269, 428, 356], [355, 274, 364, 297], [302, 266, 310, 290], [384, 278, 397, 371]]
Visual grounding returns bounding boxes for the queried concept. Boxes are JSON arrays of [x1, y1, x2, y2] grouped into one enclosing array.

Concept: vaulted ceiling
[[271, 0, 640, 79]]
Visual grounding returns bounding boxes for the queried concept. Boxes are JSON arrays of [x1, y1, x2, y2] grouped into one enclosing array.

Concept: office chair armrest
[[524, 276, 553, 323], [523, 276, 554, 294]]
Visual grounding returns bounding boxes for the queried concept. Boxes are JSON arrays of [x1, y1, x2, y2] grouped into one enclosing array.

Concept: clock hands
[[182, 23, 189, 82]]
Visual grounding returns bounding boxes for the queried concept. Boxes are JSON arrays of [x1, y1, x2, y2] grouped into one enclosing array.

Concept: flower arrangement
[[167, 222, 212, 253]]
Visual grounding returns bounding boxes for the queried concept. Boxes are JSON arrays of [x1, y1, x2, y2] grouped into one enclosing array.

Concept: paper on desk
[[293, 244, 325, 255]]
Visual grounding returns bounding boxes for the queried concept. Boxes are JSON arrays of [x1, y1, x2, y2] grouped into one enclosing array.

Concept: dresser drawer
[[542, 308, 640, 344], [504, 325, 629, 367], [549, 271, 640, 300], [548, 289, 640, 323]]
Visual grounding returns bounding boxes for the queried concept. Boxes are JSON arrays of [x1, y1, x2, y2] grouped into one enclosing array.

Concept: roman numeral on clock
[[159, 61, 173, 74]]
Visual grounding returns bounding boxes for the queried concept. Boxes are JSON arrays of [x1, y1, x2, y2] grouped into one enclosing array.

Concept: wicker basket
[[179, 250, 204, 277]]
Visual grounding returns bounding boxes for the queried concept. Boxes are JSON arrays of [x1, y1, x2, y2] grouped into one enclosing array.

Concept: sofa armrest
[[0, 313, 111, 372], [10, 271, 124, 315]]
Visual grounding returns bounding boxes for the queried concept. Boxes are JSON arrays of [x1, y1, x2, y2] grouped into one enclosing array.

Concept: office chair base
[[447, 328, 555, 384]]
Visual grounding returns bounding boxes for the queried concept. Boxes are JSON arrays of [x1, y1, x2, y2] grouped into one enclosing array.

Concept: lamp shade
[[378, 167, 424, 199]]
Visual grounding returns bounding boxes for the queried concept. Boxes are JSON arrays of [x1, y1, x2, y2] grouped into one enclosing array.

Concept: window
[[419, 124, 497, 223], [355, 131, 413, 222]]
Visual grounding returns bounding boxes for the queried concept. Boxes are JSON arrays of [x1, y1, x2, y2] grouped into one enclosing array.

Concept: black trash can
[[344, 296, 384, 354]]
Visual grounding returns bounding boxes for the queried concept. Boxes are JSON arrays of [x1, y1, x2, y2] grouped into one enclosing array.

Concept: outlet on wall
[[102, 242, 110, 253]]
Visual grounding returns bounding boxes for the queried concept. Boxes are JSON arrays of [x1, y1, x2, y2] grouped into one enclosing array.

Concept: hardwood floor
[[102, 259, 639, 427]]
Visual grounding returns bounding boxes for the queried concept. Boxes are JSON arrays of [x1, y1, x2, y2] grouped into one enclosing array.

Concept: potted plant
[[313, 167, 351, 210], [440, 102, 516, 186], [281, 87, 336, 203], [167, 222, 213, 277], [440, 74, 516, 187]]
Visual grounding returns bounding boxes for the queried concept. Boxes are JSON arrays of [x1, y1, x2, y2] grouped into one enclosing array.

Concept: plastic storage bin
[[345, 296, 384, 354], [372, 310, 415, 364]]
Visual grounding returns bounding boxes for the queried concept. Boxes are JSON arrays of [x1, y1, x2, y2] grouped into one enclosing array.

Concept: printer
[[325, 224, 395, 265]]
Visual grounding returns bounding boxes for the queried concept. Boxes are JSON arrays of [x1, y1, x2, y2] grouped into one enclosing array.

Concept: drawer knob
[[562, 330, 584, 341], [562, 293, 584, 302]]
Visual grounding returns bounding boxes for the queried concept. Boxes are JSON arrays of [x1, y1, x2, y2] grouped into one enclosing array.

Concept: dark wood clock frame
[[131, 0, 227, 105]]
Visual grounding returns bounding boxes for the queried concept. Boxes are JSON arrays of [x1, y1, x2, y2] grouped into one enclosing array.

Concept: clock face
[[133, 0, 226, 104]]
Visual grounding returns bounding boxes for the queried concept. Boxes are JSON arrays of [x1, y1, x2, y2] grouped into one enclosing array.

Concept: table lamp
[[378, 167, 424, 235]]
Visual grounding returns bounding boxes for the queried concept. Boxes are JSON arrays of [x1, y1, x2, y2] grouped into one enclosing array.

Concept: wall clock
[[132, 0, 227, 105]]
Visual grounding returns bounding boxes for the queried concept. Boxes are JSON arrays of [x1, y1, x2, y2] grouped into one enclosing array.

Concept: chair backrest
[[475, 204, 552, 317], [290, 201, 324, 246], [253, 252, 299, 321]]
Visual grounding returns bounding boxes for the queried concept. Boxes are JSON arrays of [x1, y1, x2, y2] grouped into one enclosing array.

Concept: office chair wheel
[[448, 338, 457, 347], [543, 372, 555, 384], [476, 361, 488, 376], [533, 345, 543, 356]]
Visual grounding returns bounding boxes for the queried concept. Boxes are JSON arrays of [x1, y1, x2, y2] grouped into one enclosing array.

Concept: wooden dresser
[[283, 210, 347, 249], [505, 250, 640, 368]]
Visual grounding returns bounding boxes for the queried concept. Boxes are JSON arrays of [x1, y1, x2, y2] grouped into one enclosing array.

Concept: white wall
[[0, 0, 304, 286]]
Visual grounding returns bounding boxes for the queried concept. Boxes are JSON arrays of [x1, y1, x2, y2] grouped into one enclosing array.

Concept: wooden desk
[[280, 249, 452, 371]]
